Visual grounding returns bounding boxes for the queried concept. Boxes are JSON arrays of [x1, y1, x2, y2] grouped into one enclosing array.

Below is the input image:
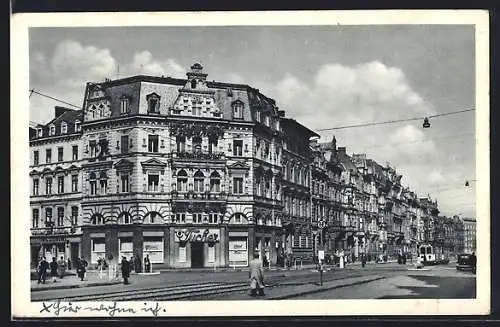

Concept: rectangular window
[[46, 149, 52, 163], [148, 98, 159, 113], [91, 239, 106, 264], [33, 151, 39, 165], [121, 135, 129, 154], [99, 179, 107, 194], [57, 207, 64, 226], [176, 137, 185, 153], [45, 177, 52, 195], [33, 178, 39, 196], [209, 213, 219, 224], [192, 137, 202, 153], [57, 176, 64, 193], [71, 206, 78, 225], [75, 121, 81, 132], [45, 207, 52, 225], [210, 178, 220, 192], [148, 174, 159, 192], [57, 147, 63, 162], [234, 213, 242, 223], [89, 140, 97, 158], [175, 213, 186, 223], [120, 174, 130, 193], [72, 145, 78, 160], [61, 123, 67, 134], [208, 138, 218, 154], [71, 175, 78, 192], [148, 135, 159, 153], [32, 209, 39, 228], [120, 98, 129, 114], [233, 177, 244, 194], [193, 213, 203, 224], [90, 180, 97, 195], [233, 140, 243, 156], [144, 237, 164, 263]]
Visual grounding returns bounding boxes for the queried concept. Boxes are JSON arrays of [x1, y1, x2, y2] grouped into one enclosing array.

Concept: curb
[[267, 276, 387, 300], [31, 280, 123, 292]]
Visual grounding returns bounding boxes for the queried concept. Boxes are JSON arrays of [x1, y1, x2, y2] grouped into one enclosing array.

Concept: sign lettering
[[174, 229, 219, 243]]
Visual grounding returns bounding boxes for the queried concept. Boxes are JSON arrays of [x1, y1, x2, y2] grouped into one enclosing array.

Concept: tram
[[418, 244, 436, 264]]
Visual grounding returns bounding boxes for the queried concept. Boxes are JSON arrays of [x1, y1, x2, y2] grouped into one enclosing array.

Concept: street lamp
[[465, 180, 476, 187]]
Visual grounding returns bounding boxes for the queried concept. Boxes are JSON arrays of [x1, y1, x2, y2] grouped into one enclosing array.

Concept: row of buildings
[[29, 63, 476, 269]]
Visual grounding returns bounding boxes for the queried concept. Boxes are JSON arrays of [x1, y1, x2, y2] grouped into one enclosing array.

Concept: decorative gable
[[141, 158, 167, 170], [114, 159, 134, 172]]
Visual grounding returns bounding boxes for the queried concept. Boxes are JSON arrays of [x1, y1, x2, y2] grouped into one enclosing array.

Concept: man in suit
[[249, 253, 265, 297], [121, 256, 131, 285]]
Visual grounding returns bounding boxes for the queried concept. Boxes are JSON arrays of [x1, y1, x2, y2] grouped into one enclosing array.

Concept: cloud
[[125, 51, 185, 77]]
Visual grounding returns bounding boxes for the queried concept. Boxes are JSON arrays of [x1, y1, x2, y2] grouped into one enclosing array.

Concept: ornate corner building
[[29, 63, 474, 269]]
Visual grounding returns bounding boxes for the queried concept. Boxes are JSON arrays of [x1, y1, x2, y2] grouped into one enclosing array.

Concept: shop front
[[30, 228, 81, 268]]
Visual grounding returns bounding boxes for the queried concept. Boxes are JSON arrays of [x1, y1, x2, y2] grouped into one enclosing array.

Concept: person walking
[[57, 256, 66, 279], [67, 258, 72, 271], [471, 251, 477, 274], [37, 257, 49, 284], [121, 256, 131, 284], [248, 253, 265, 297], [361, 253, 367, 268], [50, 257, 59, 283], [144, 254, 151, 273], [77, 257, 88, 281]]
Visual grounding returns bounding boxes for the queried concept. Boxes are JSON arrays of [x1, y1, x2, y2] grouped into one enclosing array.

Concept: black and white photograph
[[11, 10, 490, 317]]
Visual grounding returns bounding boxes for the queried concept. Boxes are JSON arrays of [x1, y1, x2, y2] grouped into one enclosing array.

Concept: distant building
[[462, 217, 477, 253]]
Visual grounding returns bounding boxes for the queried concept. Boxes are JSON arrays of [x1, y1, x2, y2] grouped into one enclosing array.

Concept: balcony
[[172, 151, 225, 162]]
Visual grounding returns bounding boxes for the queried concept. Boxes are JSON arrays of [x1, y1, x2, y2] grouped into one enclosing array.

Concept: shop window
[[91, 238, 106, 264], [33, 150, 39, 165], [209, 171, 221, 192], [57, 176, 65, 193], [177, 170, 188, 192], [57, 207, 64, 226], [33, 178, 39, 196], [233, 140, 243, 156], [32, 208, 39, 228], [46, 149, 52, 163], [144, 237, 164, 263], [178, 243, 187, 262], [193, 170, 204, 192], [208, 243, 215, 263], [119, 238, 134, 260], [148, 135, 159, 153], [148, 174, 159, 192], [233, 177, 244, 194], [45, 177, 52, 195]]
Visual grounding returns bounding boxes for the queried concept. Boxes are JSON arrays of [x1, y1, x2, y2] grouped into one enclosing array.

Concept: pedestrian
[[67, 257, 72, 271], [248, 253, 265, 297], [57, 256, 66, 279], [361, 253, 366, 268], [50, 257, 59, 283], [144, 254, 151, 273], [37, 257, 49, 284], [471, 251, 476, 274], [339, 251, 345, 269], [77, 257, 88, 281], [121, 256, 131, 284]]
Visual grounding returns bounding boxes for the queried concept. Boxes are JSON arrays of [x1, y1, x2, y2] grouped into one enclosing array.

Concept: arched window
[[177, 170, 188, 192], [191, 79, 197, 89], [118, 212, 132, 224], [89, 172, 97, 195], [90, 213, 105, 225], [209, 171, 221, 192], [194, 170, 205, 192], [192, 136, 202, 153], [99, 171, 107, 194], [144, 211, 162, 224]]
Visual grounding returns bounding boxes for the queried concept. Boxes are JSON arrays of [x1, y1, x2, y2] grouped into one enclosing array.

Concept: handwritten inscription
[[40, 300, 166, 317], [174, 228, 219, 243]]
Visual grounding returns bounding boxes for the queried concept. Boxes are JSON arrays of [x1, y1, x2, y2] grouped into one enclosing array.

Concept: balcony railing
[[172, 151, 225, 161]]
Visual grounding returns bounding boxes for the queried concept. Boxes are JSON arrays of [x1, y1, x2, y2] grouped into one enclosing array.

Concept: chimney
[[338, 147, 346, 155], [55, 106, 73, 118]]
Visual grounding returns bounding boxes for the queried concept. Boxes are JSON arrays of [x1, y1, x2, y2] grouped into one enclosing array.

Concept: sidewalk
[[31, 270, 123, 292]]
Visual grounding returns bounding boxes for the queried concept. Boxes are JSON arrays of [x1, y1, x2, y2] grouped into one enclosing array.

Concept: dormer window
[[120, 96, 130, 114], [74, 120, 81, 132], [61, 122, 67, 134], [191, 79, 197, 89], [49, 124, 56, 136], [147, 93, 160, 114], [37, 128, 43, 138], [232, 100, 244, 119], [264, 115, 270, 127], [255, 110, 261, 122]]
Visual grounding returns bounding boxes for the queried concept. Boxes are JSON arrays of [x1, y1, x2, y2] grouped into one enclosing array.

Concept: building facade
[[462, 217, 477, 254]]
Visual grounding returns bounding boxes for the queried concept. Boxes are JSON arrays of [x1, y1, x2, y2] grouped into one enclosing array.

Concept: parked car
[[456, 253, 475, 272]]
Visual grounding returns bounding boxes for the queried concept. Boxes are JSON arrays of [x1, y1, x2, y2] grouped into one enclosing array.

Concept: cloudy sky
[[29, 25, 476, 217]]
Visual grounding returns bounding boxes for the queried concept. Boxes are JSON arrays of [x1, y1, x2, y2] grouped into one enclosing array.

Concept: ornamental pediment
[[141, 158, 167, 168], [114, 159, 134, 170], [228, 161, 249, 170]]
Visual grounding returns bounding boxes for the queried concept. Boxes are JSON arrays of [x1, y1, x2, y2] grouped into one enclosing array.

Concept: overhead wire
[[29, 89, 81, 109]]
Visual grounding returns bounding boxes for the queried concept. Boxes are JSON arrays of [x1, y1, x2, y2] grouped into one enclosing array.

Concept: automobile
[[456, 253, 476, 272]]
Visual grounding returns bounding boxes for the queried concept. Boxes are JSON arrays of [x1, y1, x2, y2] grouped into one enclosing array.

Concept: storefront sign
[[174, 229, 220, 243]]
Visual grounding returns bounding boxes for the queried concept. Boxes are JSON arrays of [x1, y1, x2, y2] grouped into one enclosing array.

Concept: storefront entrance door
[[71, 243, 79, 265], [191, 243, 204, 268]]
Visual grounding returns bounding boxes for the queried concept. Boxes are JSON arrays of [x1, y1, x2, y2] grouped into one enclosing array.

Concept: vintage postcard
[[11, 10, 490, 318]]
